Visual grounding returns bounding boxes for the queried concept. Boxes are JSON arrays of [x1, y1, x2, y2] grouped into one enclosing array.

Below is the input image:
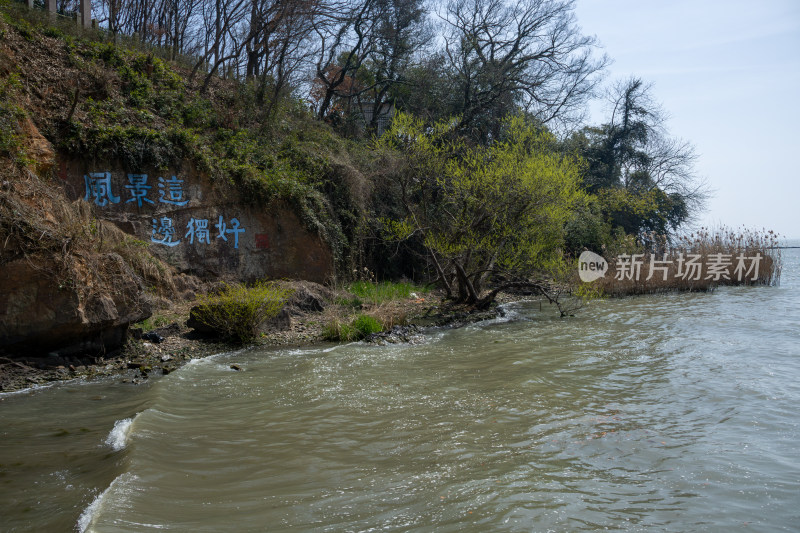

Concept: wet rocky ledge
[[0, 291, 531, 394]]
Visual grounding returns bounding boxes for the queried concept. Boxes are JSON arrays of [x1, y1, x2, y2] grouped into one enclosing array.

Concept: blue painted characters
[[83, 172, 120, 207], [82, 171, 245, 249]]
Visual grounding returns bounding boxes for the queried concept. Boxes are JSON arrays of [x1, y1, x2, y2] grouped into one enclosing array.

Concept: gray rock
[[363, 325, 424, 345], [285, 281, 334, 314], [259, 307, 291, 332], [186, 305, 216, 334]]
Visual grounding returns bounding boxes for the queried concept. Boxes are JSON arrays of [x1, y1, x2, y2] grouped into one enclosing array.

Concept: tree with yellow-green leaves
[[376, 112, 585, 308]]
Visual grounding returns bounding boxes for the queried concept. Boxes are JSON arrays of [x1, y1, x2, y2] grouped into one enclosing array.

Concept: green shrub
[[10, 17, 34, 41], [81, 41, 124, 66], [192, 282, 294, 344], [0, 75, 27, 162], [70, 124, 194, 170], [41, 26, 64, 39], [181, 97, 216, 128], [135, 314, 173, 332]]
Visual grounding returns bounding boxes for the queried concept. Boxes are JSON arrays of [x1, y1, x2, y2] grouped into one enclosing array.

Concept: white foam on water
[[183, 348, 248, 367], [104, 417, 134, 451], [322, 342, 357, 352], [0, 373, 126, 398], [76, 472, 137, 533], [0, 380, 59, 397], [495, 302, 527, 322]]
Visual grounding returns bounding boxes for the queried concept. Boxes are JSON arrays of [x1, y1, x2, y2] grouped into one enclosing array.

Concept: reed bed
[[594, 227, 782, 296]]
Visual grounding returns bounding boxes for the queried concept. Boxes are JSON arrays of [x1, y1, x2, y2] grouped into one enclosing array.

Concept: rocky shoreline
[[0, 289, 528, 394]]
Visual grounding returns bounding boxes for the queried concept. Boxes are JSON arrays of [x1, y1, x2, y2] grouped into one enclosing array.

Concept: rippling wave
[[1, 249, 797, 532], [104, 417, 135, 452]]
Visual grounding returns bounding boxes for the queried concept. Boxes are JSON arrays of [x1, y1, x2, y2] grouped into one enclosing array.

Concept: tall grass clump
[[323, 313, 383, 342], [192, 282, 294, 344], [674, 226, 782, 280], [347, 280, 428, 305]]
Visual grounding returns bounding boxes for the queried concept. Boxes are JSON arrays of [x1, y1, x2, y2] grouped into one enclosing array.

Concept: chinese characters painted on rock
[[82, 172, 245, 249]]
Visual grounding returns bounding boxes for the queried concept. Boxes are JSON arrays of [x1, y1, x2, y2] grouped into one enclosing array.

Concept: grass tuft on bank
[[344, 281, 429, 306], [322, 313, 383, 342]]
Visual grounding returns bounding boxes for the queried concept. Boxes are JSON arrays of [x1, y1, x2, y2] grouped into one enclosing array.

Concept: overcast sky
[[573, 0, 800, 239]]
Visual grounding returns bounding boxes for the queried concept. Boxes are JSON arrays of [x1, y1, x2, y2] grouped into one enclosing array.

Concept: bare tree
[[243, 0, 320, 115], [84, 0, 605, 138], [357, 0, 431, 133], [161, 0, 200, 59], [311, 0, 383, 120], [442, 0, 607, 139], [95, 0, 122, 34], [189, 0, 250, 89]]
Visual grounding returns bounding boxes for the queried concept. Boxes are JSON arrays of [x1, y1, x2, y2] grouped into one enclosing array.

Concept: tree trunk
[[454, 263, 479, 304], [429, 250, 453, 299], [475, 281, 554, 310]]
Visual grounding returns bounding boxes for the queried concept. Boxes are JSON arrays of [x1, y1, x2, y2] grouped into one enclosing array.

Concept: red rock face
[[57, 157, 335, 284], [0, 253, 151, 356], [20, 116, 55, 175], [0, 142, 332, 357]]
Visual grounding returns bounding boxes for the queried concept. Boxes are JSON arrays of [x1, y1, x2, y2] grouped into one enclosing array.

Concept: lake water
[[1, 246, 798, 532]]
